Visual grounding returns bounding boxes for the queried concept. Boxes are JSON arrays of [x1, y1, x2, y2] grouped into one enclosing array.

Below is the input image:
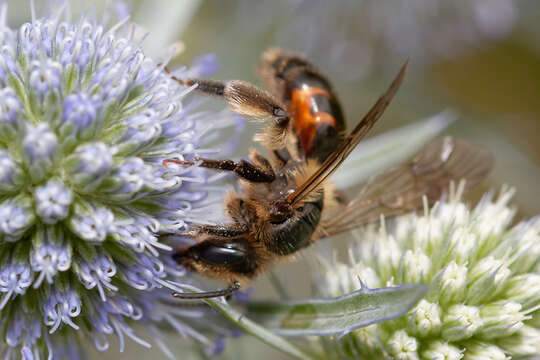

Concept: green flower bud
[[407, 300, 441, 337], [387, 330, 419, 360], [421, 341, 463, 360], [478, 301, 525, 339], [442, 305, 482, 341]]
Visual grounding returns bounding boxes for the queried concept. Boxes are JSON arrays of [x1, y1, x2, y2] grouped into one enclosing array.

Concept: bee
[[164, 48, 492, 299]]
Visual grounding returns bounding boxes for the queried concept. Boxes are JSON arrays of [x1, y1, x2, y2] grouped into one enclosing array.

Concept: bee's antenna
[[172, 281, 241, 300]]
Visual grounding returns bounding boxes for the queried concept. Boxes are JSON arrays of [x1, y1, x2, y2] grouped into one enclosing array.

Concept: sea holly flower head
[[315, 185, 540, 359], [0, 3, 239, 359]]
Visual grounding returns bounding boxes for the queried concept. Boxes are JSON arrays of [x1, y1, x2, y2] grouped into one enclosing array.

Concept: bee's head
[[261, 197, 323, 256]]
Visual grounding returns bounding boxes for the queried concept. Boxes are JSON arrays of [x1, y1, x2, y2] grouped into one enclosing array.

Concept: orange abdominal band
[[290, 86, 337, 155]]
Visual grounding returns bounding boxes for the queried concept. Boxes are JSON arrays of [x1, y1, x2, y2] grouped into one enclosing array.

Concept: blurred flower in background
[[314, 187, 540, 359], [232, 0, 517, 80], [0, 1, 239, 358]]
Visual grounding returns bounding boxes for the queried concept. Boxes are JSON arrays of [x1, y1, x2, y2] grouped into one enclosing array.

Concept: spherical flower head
[[314, 186, 540, 359], [0, 5, 237, 359]]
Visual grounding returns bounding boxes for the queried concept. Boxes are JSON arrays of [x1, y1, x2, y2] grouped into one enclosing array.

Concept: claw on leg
[[172, 281, 241, 300], [163, 158, 198, 167]]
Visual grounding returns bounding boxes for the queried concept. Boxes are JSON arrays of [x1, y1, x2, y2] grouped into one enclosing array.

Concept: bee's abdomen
[[287, 72, 345, 162]]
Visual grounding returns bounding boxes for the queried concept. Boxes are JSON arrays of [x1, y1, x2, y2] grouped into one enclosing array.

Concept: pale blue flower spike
[[59, 92, 99, 141], [0, 261, 32, 310], [337, 329, 350, 340], [0, 4, 236, 358], [0, 88, 23, 141], [0, 150, 25, 192], [22, 124, 59, 183], [34, 181, 72, 224], [356, 275, 368, 292], [186, 53, 220, 78]]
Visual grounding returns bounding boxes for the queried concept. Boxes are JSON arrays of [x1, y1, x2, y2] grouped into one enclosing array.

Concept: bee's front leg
[[163, 157, 275, 183]]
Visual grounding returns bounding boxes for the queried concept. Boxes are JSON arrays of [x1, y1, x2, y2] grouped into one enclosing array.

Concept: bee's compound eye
[[273, 107, 286, 118], [198, 242, 247, 266]]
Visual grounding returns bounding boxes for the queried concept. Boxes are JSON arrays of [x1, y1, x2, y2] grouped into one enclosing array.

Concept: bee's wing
[[320, 137, 493, 238], [285, 59, 409, 207]]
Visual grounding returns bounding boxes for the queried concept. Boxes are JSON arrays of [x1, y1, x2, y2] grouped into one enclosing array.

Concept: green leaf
[[201, 296, 316, 360], [332, 110, 455, 189], [245, 284, 427, 336]]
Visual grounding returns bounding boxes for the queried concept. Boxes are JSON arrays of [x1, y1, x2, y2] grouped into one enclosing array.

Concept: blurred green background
[[8, 1, 539, 359]]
